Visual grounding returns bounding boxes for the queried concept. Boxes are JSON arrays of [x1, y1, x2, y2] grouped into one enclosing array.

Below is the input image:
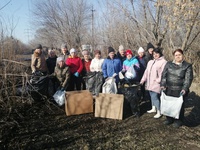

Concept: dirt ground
[[0, 82, 200, 150]]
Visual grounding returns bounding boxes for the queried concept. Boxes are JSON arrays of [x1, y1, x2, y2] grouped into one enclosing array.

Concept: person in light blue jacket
[[102, 47, 122, 84]]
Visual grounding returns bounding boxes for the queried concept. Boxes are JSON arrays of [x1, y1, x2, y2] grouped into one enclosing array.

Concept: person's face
[[62, 47, 67, 54], [84, 54, 89, 60], [148, 48, 153, 54], [138, 52, 144, 57], [71, 52, 76, 57], [59, 61, 65, 67], [126, 54, 132, 60], [49, 51, 56, 58], [119, 49, 125, 56], [174, 51, 184, 63], [153, 52, 160, 60], [35, 49, 42, 54], [95, 53, 101, 59], [109, 52, 115, 59]]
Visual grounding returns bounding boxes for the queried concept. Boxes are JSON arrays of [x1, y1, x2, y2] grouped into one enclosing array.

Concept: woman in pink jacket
[[140, 48, 167, 118]]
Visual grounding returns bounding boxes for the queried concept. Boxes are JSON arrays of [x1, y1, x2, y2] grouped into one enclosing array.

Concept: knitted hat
[[108, 47, 115, 54], [146, 42, 154, 51], [125, 49, 133, 56], [138, 47, 145, 53], [70, 48, 76, 54], [119, 45, 124, 51], [56, 57, 64, 63], [82, 50, 89, 55], [61, 43, 67, 49], [36, 44, 42, 49]]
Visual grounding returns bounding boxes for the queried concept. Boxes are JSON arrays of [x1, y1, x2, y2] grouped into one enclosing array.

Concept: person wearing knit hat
[[31, 44, 48, 75], [144, 42, 155, 63], [122, 49, 140, 116], [122, 49, 140, 80], [58, 43, 69, 62], [117, 45, 126, 64], [36, 44, 42, 50], [66, 48, 83, 91], [51, 56, 70, 92], [46, 48, 57, 74], [136, 47, 147, 102], [81, 49, 92, 90], [102, 46, 122, 84]]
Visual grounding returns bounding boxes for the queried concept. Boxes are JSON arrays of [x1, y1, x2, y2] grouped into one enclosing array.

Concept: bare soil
[[0, 88, 200, 150]]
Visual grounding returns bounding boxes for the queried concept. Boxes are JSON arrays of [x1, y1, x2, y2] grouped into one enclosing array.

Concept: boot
[[147, 106, 156, 113], [154, 110, 162, 118]]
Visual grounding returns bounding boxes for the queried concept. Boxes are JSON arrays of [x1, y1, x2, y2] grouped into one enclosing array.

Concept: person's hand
[[180, 90, 186, 96], [74, 72, 79, 77], [121, 69, 126, 73]]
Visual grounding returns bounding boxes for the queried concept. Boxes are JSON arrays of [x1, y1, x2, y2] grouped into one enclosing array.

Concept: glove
[[180, 90, 185, 96], [74, 72, 79, 77]]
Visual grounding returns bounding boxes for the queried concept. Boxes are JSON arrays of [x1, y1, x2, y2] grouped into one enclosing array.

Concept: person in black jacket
[[161, 49, 193, 128], [144, 42, 154, 63], [116, 45, 126, 64]]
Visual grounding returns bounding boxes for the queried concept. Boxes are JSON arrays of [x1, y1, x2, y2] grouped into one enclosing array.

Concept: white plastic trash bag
[[125, 66, 136, 79], [160, 91, 183, 119], [53, 90, 65, 106], [102, 76, 117, 94]]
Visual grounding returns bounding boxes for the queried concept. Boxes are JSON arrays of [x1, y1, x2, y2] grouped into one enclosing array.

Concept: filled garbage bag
[[53, 90, 65, 106], [29, 73, 49, 101], [102, 77, 117, 94], [119, 84, 141, 116], [85, 72, 104, 96]]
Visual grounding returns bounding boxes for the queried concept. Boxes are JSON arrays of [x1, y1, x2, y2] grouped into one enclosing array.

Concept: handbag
[[160, 91, 183, 119]]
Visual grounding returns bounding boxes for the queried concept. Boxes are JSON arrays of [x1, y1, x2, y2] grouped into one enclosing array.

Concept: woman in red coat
[[66, 48, 83, 91]]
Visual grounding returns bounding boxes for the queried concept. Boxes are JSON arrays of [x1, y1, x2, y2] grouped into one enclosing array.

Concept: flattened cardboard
[[65, 90, 93, 116], [95, 93, 124, 120]]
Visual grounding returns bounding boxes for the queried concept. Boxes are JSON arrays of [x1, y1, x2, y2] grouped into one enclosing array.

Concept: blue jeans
[[149, 91, 160, 110]]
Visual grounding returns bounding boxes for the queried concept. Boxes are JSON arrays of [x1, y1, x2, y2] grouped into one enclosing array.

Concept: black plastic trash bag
[[119, 83, 141, 117], [84, 72, 104, 96], [29, 74, 49, 101]]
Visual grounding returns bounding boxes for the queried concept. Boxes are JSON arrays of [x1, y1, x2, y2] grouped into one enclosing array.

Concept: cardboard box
[[95, 93, 124, 120], [65, 90, 93, 116]]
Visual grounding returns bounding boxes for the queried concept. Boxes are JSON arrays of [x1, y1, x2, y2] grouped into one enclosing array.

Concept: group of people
[[31, 42, 193, 128]]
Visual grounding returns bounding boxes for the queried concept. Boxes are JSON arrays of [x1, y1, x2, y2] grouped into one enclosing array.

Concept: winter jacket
[[144, 52, 153, 64], [46, 56, 57, 74], [116, 52, 126, 64], [66, 56, 83, 74], [123, 57, 140, 71], [140, 56, 167, 93], [53, 64, 70, 89], [136, 55, 147, 80], [102, 55, 122, 83], [82, 59, 92, 76], [90, 58, 104, 72], [31, 52, 48, 73], [161, 61, 193, 92]]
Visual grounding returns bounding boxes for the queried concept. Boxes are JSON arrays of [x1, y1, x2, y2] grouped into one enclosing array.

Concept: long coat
[[140, 56, 167, 93]]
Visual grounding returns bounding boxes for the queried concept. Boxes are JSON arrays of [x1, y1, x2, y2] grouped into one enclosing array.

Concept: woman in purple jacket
[[140, 48, 167, 118]]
